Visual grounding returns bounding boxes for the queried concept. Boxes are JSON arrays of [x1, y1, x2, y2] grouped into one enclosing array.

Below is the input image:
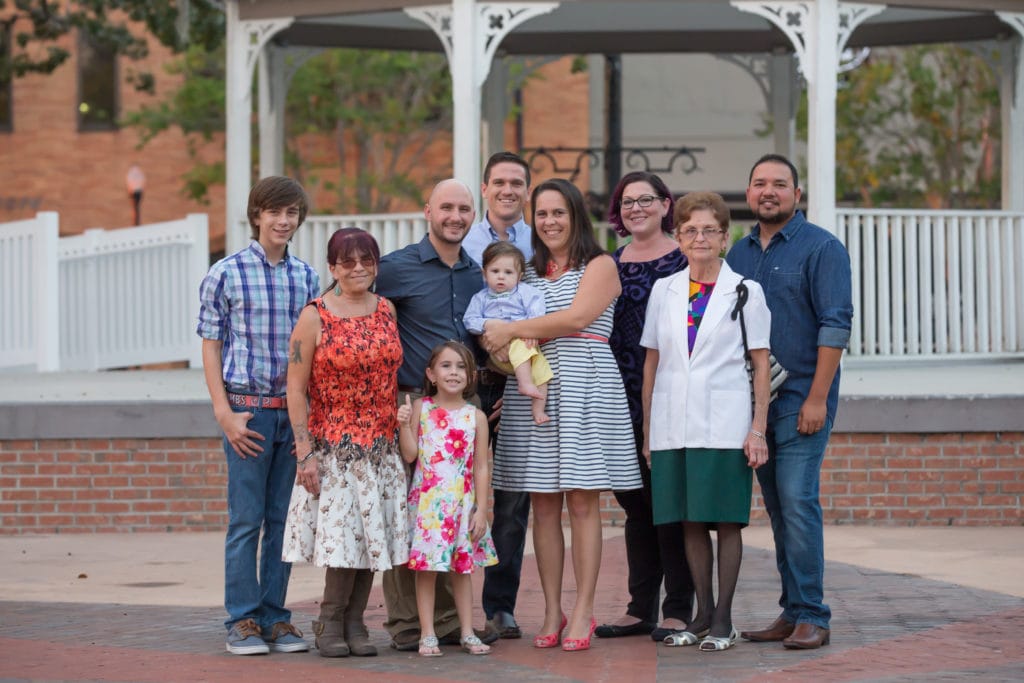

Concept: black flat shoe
[[594, 620, 656, 638], [651, 626, 685, 642]]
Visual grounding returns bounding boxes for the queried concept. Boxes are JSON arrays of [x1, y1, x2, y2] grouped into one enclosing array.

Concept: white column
[[224, 1, 292, 255], [258, 46, 323, 180], [451, 0, 478, 185], [806, 0, 839, 229], [482, 56, 510, 157], [997, 13, 1024, 211], [406, 2, 559, 187], [770, 51, 796, 161], [258, 45, 285, 179], [732, 1, 884, 231]]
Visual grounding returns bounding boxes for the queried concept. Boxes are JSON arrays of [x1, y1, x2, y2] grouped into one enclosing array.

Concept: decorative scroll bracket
[[406, 3, 559, 88]]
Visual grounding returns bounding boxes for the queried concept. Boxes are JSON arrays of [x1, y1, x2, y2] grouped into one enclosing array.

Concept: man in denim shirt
[[726, 154, 853, 650]]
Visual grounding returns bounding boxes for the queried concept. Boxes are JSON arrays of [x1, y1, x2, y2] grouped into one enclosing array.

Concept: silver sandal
[[460, 633, 491, 655], [418, 634, 443, 657], [698, 628, 739, 652], [663, 628, 709, 647]]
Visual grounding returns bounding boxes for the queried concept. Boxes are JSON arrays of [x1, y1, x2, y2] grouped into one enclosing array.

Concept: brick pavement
[[0, 536, 1021, 683]]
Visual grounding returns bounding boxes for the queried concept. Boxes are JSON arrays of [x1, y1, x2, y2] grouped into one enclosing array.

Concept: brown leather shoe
[[740, 615, 795, 642], [782, 623, 830, 649]]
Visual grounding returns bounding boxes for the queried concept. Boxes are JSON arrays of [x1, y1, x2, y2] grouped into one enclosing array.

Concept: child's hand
[[397, 394, 413, 428], [469, 507, 488, 543], [521, 337, 538, 349]]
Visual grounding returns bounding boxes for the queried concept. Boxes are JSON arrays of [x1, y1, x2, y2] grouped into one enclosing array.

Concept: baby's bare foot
[[518, 381, 544, 400]]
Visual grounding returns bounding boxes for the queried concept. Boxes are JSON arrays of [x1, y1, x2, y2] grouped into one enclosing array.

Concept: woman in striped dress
[[481, 178, 642, 652]]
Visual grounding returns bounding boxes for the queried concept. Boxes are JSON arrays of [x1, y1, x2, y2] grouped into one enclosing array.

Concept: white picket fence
[[0, 212, 61, 370], [837, 208, 1024, 359], [290, 213, 624, 284], [7, 207, 1020, 373], [0, 213, 208, 372]]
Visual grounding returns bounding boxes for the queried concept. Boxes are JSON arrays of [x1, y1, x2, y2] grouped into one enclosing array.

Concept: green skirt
[[651, 448, 752, 526]]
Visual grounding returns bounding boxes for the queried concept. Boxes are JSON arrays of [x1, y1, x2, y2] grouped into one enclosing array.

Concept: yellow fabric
[[492, 338, 553, 385]]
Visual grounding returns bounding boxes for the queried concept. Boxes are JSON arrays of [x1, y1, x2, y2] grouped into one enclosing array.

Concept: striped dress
[[493, 264, 642, 492]]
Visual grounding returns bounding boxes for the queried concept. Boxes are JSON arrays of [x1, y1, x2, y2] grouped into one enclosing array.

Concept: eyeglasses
[[678, 228, 725, 240], [620, 194, 661, 210], [335, 255, 376, 269]]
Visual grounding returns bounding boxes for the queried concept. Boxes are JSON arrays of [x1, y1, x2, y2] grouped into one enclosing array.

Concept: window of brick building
[[0, 25, 11, 131], [77, 31, 118, 131]]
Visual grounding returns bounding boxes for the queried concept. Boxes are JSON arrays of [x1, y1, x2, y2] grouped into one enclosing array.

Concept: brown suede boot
[[345, 569, 378, 656], [312, 620, 349, 657]]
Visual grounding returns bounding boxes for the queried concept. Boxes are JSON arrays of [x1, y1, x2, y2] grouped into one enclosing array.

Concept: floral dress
[[282, 296, 409, 571], [407, 398, 498, 574]]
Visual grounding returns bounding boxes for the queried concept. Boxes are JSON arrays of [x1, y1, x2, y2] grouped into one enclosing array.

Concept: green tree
[[124, 45, 454, 210], [286, 49, 452, 213], [809, 44, 1001, 208], [0, 0, 222, 92]]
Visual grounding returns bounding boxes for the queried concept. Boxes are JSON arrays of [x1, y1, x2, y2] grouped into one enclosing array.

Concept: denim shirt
[[726, 211, 853, 420]]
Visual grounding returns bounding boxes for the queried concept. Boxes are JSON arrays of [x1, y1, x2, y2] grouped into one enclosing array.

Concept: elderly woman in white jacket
[[640, 191, 771, 653]]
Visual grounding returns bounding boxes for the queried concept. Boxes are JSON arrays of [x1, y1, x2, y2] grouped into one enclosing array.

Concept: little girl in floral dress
[[397, 341, 498, 657]]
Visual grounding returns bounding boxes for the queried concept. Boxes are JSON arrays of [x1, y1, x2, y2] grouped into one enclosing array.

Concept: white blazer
[[640, 260, 771, 451]]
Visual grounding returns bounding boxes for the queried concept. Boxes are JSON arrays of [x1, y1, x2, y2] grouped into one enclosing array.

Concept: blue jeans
[[482, 488, 530, 618], [759, 413, 833, 629], [223, 404, 295, 631]]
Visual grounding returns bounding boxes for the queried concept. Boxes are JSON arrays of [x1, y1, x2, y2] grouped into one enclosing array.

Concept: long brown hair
[[423, 341, 477, 400], [529, 178, 604, 274]]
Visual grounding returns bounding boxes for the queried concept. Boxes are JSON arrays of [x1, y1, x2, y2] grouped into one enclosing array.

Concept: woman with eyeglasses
[[595, 172, 696, 644], [640, 192, 771, 652], [284, 227, 410, 658]]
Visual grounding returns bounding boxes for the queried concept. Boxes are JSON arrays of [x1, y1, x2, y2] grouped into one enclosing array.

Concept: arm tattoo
[[292, 424, 310, 443], [290, 340, 302, 363]]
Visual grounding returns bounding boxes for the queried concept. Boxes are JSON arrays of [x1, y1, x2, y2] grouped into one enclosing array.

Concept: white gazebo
[[223, 0, 1024, 361]]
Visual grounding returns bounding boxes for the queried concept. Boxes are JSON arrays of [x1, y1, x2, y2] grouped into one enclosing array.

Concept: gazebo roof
[[237, 0, 1024, 54]]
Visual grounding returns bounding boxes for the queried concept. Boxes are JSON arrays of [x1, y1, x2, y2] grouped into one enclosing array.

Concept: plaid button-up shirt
[[197, 241, 319, 395]]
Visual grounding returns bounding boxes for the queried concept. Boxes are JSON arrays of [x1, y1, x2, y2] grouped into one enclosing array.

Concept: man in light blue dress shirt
[[462, 151, 534, 266], [463, 151, 534, 640]]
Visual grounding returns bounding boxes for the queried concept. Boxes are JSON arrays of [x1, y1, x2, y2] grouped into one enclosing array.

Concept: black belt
[[399, 384, 423, 394]]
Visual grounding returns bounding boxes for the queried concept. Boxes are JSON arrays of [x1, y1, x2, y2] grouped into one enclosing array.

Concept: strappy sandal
[[698, 628, 739, 652], [663, 627, 710, 647], [460, 634, 491, 655], [418, 635, 443, 657]]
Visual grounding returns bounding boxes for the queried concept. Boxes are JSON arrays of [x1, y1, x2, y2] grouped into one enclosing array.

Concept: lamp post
[[125, 165, 146, 226]]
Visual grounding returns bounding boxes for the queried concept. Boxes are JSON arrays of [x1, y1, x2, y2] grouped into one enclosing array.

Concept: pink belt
[[539, 332, 609, 344]]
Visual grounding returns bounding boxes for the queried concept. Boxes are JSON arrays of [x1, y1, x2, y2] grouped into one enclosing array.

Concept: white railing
[[0, 212, 60, 371], [290, 213, 427, 284], [287, 213, 624, 284], [1, 213, 208, 372], [837, 209, 1024, 359], [58, 215, 209, 371]]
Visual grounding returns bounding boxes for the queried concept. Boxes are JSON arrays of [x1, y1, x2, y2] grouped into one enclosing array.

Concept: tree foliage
[[0, 0, 223, 92], [812, 44, 1001, 208], [125, 44, 454, 211], [286, 49, 452, 213]]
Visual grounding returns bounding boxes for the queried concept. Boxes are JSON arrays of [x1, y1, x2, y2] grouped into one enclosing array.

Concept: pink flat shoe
[[533, 614, 568, 648], [562, 618, 597, 652]]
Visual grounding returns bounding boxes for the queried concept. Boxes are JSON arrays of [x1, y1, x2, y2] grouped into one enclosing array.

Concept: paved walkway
[[1, 526, 1022, 682]]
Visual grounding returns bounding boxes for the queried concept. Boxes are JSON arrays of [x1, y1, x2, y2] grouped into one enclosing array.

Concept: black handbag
[[731, 280, 787, 404]]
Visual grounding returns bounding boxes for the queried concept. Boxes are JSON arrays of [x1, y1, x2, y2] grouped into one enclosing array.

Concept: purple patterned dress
[[610, 247, 688, 428]]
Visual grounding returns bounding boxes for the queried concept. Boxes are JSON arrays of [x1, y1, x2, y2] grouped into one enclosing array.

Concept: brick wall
[[2, 432, 1021, 534], [0, 438, 226, 534]]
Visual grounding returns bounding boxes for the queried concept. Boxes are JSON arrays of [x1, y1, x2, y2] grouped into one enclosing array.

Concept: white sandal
[[418, 635, 443, 657], [663, 628, 709, 647], [460, 634, 491, 656], [698, 628, 739, 652]]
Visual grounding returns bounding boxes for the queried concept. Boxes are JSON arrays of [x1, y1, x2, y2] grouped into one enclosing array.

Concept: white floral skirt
[[283, 446, 409, 571]]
